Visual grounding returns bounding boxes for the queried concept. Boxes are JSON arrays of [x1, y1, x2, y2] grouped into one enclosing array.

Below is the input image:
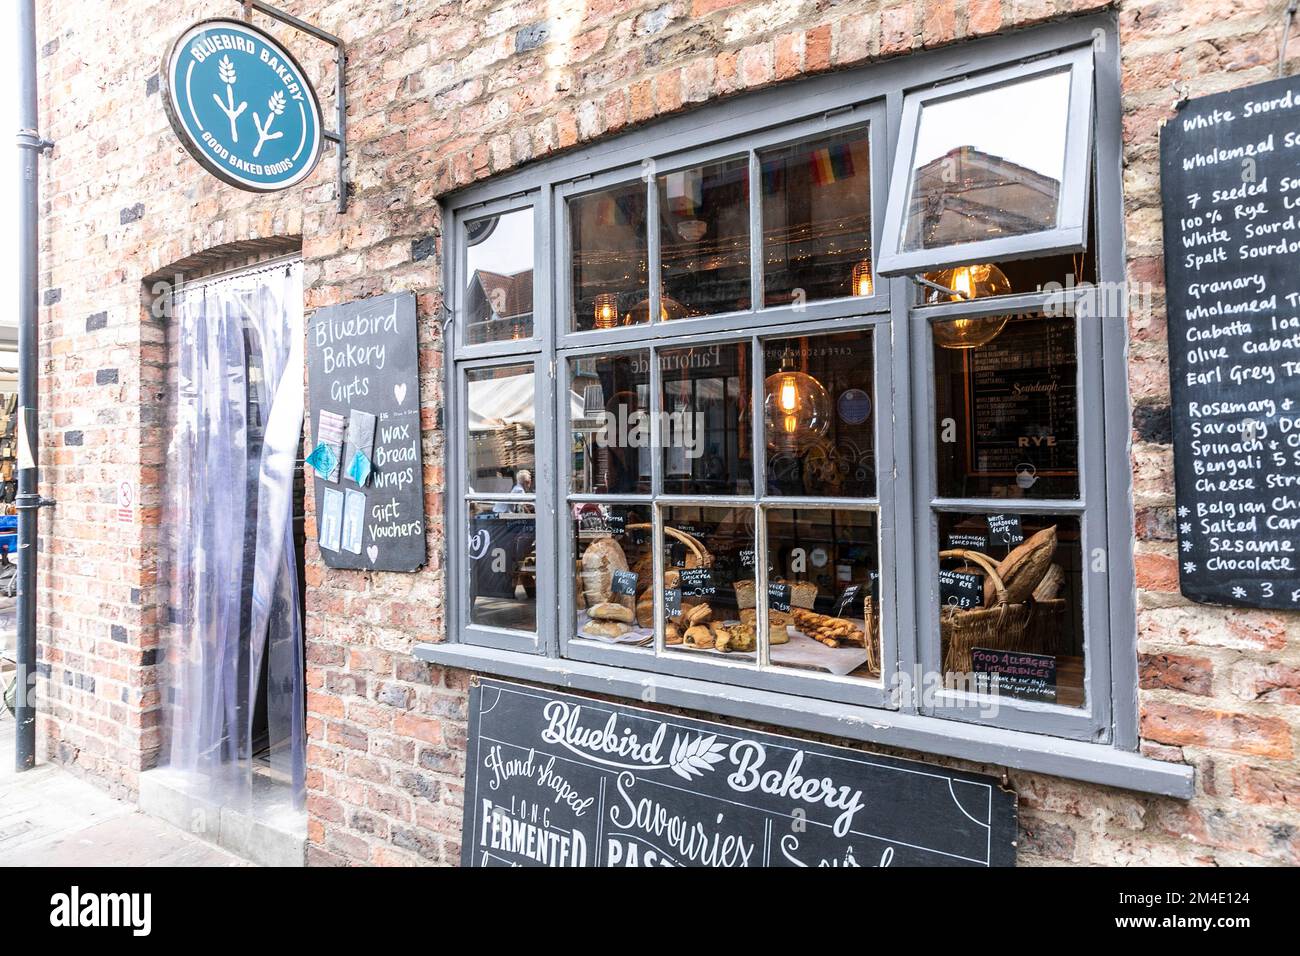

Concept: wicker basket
[[863, 595, 879, 675], [625, 522, 714, 574], [939, 549, 1066, 674]]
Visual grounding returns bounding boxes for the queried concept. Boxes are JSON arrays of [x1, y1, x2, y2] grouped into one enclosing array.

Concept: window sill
[[413, 642, 1195, 800]]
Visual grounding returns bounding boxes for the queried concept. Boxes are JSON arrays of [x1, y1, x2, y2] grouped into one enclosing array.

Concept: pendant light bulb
[[764, 348, 831, 453], [923, 262, 1012, 350]]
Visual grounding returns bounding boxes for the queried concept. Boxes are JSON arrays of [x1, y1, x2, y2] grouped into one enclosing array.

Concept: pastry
[[712, 621, 756, 653], [582, 620, 630, 638], [665, 623, 683, 645], [684, 603, 712, 625], [588, 602, 635, 623], [684, 624, 715, 648], [791, 608, 865, 647]]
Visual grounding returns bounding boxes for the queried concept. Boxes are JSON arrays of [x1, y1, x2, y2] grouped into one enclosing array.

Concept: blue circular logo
[[163, 19, 323, 192], [837, 388, 872, 425]]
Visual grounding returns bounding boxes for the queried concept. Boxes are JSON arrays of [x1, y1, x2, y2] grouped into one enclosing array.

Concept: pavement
[[0, 695, 251, 867]]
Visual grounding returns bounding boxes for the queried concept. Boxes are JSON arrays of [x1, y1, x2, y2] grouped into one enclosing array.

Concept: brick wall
[[33, 0, 1300, 865]]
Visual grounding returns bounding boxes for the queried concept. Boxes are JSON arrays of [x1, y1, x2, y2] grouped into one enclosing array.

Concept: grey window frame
[[876, 45, 1096, 277], [424, 14, 1193, 798]]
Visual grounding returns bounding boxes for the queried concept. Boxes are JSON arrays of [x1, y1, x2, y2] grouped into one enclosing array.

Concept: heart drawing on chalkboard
[[394, 383, 407, 405], [367, 545, 379, 563]]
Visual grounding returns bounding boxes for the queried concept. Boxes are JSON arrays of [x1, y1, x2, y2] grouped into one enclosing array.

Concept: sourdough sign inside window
[[439, 21, 1139, 761]]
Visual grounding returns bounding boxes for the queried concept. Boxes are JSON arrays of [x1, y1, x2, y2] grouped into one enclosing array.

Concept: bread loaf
[[588, 602, 635, 623], [984, 526, 1058, 606], [581, 537, 629, 606]]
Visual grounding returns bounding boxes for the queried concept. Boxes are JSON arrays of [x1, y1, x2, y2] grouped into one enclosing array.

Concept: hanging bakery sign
[[463, 679, 1017, 867], [161, 18, 324, 192]]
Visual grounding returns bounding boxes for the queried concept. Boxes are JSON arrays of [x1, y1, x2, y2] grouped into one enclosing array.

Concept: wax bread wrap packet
[[311, 408, 346, 483], [343, 408, 376, 487]]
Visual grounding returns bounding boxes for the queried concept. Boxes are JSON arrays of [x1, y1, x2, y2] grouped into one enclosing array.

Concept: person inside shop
[[493, 468, 533, 512]]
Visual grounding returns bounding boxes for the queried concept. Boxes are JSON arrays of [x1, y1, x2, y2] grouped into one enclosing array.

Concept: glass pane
[[464, 207, 534, 343], [937, 512, 1084, 708], [569, 351, 651, 495], [660, 505, 756, 664], [766, 508, 881, 682], [659, 158, 751, 318], [570, 181, 649, 332], [761, 129, 873, 307], [467, 365, 534, 494], [468, 501, 537, 632], [659, 343, 754, 496], [903, 69, 1072, 253], [571, 503, 654, 647], [763, 330, 876, 498], [933, 313, 1078, 499]]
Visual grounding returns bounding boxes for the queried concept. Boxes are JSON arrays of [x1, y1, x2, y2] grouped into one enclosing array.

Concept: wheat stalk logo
[[667, 733, 727, 781], [252, 90, 286, 158], [211, 55, 247, 142]]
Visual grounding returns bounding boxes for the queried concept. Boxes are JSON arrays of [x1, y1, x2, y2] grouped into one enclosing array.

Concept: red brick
[[1142, 701, 1293, 759]]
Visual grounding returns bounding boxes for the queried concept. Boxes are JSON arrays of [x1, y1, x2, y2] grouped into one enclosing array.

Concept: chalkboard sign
[[972, 648, 1057, 704], [939, 568, 983, 610], [463, 679, 1017, 867], [1161, 76, 1300, 609], [307, 292, 426, 572]]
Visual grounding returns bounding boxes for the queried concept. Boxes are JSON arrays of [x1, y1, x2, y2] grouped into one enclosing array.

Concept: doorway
[[157, 257, 307, 814]]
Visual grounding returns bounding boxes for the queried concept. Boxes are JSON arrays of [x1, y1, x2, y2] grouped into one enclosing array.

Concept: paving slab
[[0, 709, 251, 867]]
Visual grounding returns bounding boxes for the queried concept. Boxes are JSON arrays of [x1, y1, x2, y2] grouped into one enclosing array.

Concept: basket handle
[[939, 548, 1007, 606], [625, 522, 713, 567]]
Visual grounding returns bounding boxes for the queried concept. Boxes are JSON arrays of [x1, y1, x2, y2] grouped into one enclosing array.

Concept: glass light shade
[[593, 293, 619, 329], [851, 260, 874, 297], [764, 361, 831, 453], [923, 263, 1011, 349]]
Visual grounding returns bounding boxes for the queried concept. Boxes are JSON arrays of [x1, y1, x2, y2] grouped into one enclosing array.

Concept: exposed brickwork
[[33, 0, 1300, 865]]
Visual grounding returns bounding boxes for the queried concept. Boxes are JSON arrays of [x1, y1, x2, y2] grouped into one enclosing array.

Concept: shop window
[[570, 181, 649, 331], [760, 128, 874, 307], [658, 158, 752, 318], [463, 207, 534, 344], [443, 21, 1130, 758]]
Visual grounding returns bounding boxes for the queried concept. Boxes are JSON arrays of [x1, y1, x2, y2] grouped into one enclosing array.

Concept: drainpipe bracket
[[14, 495, 56, 511], [16, 129, 54, 154]]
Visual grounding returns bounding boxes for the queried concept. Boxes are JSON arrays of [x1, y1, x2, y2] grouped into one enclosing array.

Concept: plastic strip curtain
[[160, 259, 306, 811]]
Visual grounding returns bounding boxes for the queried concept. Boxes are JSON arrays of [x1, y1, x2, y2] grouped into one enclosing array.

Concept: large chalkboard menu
[[463, 679, 1017, 867], [1162, 76, 1300, 609], [307, 291, 426, 572]]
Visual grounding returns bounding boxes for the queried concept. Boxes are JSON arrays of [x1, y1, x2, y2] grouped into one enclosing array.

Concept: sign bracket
[[237, 1, 348, 212]]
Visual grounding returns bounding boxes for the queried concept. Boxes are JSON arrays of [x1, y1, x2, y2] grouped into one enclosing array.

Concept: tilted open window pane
[[464, 207, 534, 344], [877, 47, 1094, 276]]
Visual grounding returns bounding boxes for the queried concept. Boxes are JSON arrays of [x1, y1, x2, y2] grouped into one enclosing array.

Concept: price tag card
[[679, 567, 715, 598], [939, 568, 983, 610], [947, 531, 989, 551], [832, 584, 862, 617], [664, 587, 682, 616], [611, 569, 638, 596], [768, 582, 792, 613], [986, 514, 1024, 549]]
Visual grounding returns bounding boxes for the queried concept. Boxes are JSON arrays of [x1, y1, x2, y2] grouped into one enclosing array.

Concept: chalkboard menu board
[[307, 292, 426, 572], [964, 316, 1078, 479], [463, 679, 1017, 867], [1161, 76, 1300, 609]]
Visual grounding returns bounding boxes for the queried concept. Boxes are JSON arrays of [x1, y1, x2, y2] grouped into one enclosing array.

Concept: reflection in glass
[[467, 365, 535, 494], [469, 501, 537, 632], [766, 509, 881, 680], [764, 330, 875, 498], [570, 182, 649, 331], [660, 159, 751, 318], [903, 70, 1071, 252], [761, 129, 873, 306], [464, 208, 534, 343], [660, 505, 755, 663], [934, 313, 1078, 499], [571, 503, 654, 647], [659, 344, 753, 496], [936, 512, 1084, 708], [569, 351, 651, 494]]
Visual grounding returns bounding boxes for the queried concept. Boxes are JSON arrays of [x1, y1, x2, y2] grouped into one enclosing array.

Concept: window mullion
[[748, 150, 763, 311]]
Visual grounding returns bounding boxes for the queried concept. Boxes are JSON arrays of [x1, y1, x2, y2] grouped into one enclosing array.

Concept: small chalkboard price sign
[[307, 292, 426, 572], [1161, 76, 1300, 609], [463, 679, 1017, 867]]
